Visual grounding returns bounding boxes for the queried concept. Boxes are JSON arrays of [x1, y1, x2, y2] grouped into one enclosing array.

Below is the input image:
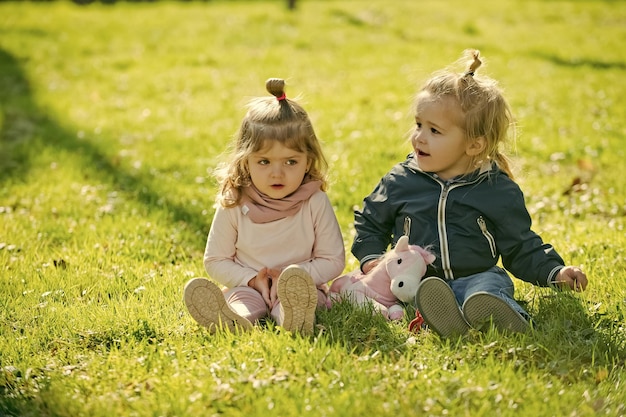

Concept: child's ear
[[466, 136, 486, 156]]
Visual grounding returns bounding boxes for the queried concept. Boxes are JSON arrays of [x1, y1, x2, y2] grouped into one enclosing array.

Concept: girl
[[352, 50, 588, 337], [184, 78, 345, 336]]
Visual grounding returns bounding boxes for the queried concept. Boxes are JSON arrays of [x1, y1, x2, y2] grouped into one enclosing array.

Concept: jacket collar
[[407, 153, 497, 184]]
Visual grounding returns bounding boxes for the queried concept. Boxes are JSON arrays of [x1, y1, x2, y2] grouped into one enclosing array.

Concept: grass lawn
[[1, 0, 625, 416]]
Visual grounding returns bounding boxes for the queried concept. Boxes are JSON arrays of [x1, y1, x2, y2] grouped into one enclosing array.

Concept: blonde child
[[184, 78, 345, 335], [352, 50, 588, 337]]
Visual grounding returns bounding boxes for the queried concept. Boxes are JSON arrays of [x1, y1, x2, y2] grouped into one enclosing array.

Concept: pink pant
[[223, 286, 330, 326]]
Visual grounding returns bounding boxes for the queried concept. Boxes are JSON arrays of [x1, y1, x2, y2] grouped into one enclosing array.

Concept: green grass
[[1, 0, 625, 416]]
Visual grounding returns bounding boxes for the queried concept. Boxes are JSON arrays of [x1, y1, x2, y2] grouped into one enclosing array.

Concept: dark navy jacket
[[352, 154, 564, 286]]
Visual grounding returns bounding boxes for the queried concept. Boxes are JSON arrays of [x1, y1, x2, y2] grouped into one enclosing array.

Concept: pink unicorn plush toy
[[330, 236, 435, 320]]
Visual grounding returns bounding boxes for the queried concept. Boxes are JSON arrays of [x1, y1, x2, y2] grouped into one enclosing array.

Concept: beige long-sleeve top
[[204, 190, 345, 289]]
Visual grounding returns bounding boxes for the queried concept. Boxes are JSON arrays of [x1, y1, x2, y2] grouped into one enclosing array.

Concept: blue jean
[[448, 266, 531, 319]]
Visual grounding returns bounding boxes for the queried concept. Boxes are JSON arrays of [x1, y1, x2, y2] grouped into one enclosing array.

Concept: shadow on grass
[[0, 47, 209, 246], [532, 51, 626, 70], [318, 287, 626, 368], [532, 291, 626, 364], [316, 298, 411, 357], [459, 291, 626, 380]]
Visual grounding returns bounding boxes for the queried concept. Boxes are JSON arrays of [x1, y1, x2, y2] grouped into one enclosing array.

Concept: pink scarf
[[240, 179, 322, 224]]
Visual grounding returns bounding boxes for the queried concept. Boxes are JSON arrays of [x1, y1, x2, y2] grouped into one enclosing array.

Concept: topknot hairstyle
[[215, 78, 328, 207], [266, 78, 287, 100], [464, 49, 482, 76]]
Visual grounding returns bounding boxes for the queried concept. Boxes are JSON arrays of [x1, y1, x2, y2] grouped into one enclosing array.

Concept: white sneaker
[[462, 292, 529, 333], [276, 265, 318, 336], [183, 278, 253, 334], [414, 277, 470, 337]]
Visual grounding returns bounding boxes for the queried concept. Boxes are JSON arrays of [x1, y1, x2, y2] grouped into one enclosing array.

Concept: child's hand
[[554, 266, 588, 291], [249, 267, 279, 307], [362, 258, 381, 274], [266, 267, 281, 307]]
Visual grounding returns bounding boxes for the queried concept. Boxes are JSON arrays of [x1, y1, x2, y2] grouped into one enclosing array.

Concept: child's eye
[[430, 127, 440, 134], [258, 159, 269, 165], [286, 159, 298, 166], [416, 122, 422, 129]]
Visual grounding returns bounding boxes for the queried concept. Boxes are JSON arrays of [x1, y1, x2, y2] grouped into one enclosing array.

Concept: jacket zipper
[[477, 216, 497, 258], [436, 176, 485, 280], [438, 182, 453, 280]]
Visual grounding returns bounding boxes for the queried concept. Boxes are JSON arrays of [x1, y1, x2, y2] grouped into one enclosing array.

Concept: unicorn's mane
[[369, 243, 435, 276]]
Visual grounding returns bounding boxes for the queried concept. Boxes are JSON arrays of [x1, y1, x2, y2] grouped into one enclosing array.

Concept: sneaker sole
[[415, 277, 470, 337], [462, 292, 529, 333], [276, 266, 317, 336], [183, 278, 253, 334]]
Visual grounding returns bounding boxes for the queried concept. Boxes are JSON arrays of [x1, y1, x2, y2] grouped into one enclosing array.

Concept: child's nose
[[270, 164, 283, 176], [418, 128, 430, 143]]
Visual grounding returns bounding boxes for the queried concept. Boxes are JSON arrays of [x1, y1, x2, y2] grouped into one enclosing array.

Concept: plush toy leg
[[329, 275, 350, 294], [356, 295, 391, 319], [341, 292, 390, 319], [387, 304, 405, 321], [371, 301, 390, 319]]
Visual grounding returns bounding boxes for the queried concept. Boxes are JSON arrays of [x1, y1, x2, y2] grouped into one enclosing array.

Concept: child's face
[[411, 93, 473, 181], [247, 140, 310, 199]]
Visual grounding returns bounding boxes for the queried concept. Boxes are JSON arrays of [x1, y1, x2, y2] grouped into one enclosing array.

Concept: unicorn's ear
[[395, 235, 409, 251]]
